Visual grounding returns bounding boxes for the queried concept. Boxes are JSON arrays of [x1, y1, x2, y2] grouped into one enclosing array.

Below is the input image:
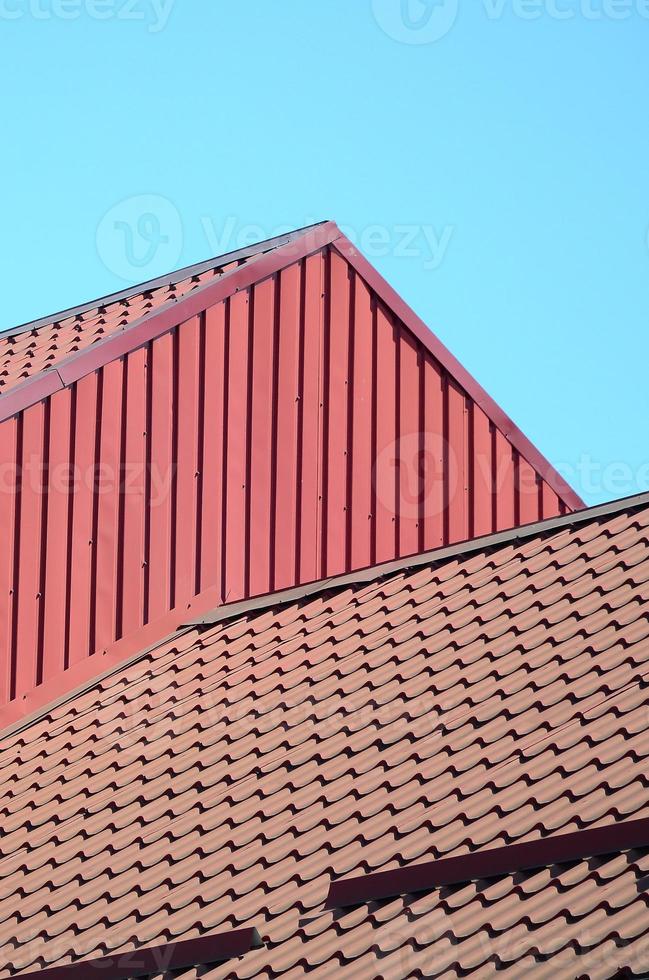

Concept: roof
[[0, 220, 584, 727], [0, 223, 327, 394], [1, 491, 648, 978]]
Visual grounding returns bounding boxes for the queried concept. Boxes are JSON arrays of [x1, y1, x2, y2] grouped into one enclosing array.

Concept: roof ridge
[[1, 221, 329, 338], [1, 223, 583, 516], [186, 489, 649, 628], [0, 222, 341, 423]]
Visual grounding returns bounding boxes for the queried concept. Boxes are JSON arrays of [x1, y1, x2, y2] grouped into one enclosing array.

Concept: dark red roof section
[[327, 816, 649, 909], [0, 494, 648, 978], [12, 928, 261, 979], [0, 223, 583, 725]]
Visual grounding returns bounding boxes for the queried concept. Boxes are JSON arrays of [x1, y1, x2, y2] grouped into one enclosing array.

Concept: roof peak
[[2, 220, 331, 338]]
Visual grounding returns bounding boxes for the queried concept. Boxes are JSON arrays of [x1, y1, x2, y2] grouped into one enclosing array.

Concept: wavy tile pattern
[[1, 501, 649, 978]]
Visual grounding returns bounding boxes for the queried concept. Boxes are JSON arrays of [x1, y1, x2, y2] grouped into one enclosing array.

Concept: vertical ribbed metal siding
[[0, 245, 569, 705]]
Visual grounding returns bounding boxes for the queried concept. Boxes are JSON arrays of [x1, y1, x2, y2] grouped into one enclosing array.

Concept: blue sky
[[2, 0, 648, 505]]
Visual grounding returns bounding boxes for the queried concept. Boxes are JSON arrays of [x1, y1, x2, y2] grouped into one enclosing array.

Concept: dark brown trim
[[333, 236, 585, 512], [326, 817, 649, 909], [11, 928, 262, 979], [0, 368, 64, 425], [59, 223, 339, 385], [2, 222, 329, 337], [187, 488, 649, 628]]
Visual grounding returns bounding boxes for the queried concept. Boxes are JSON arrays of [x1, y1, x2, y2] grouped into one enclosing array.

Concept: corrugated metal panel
[[0, 241, 579, 711]]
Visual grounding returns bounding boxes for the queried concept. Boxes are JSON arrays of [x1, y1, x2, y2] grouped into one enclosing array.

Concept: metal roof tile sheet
[[0, 499, 649, 976]]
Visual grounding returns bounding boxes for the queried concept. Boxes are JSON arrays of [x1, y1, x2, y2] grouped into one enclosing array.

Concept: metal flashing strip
[[1, 489, 647, 745], [326, 818, 649, 909], [10, 927, 262, 979], [2, 221, 329, 337], [0, 366, 65, 424], [187, 489, 649, 629], [0, 222, 340, 422]]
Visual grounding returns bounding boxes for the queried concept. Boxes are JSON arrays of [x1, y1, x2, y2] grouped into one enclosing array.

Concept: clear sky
[[2, 0, 648, 506]]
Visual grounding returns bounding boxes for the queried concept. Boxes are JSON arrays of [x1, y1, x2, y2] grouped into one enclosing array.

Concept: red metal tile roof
[[1, 493, 648, 978]]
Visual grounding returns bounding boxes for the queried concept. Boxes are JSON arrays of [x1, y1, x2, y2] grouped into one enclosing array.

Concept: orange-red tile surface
[[1, 499, 649, 978]]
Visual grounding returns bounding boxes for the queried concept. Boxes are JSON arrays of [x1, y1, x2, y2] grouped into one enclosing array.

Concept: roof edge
[[1, 489, 646, 743], [333, 236, 585, 513], [187, 489, 649, 628], [2, 221, 330, 337], [0, 582, 222, 739], [0, 221, 341, 423]]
